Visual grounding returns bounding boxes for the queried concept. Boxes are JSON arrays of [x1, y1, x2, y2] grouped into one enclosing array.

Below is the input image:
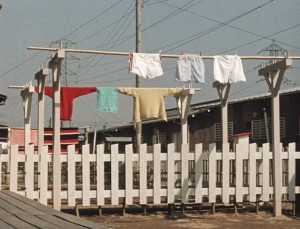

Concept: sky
[[0, 0, 299, 130]]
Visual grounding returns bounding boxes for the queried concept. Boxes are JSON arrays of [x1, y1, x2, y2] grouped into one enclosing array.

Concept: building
[[92, 87, 300, 152]]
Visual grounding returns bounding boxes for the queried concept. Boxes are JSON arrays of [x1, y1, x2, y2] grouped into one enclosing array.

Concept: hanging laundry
[[97, 87, 118, 113], [129, 53, 164, 79], [34, 86, 96, 120], [176, 54, 205, 83], [118, 88, 184, 123], [213, 55, 246, 84]]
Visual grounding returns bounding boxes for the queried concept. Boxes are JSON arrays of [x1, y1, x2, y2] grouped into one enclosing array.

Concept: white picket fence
[[1, 142, 300, 209]]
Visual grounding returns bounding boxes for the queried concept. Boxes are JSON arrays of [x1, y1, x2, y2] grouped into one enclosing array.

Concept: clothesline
[[9, 85, 199, 123], [27, 46, 300, 60]]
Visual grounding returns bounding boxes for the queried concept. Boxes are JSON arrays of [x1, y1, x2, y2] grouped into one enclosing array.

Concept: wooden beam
[[20, 85, 34, 149], [27, 46, 300, 60], [35, 68, 49, 155], [213, 82, 231, 144], [258, 58, 292, 217], [49, 50, 65, 211]]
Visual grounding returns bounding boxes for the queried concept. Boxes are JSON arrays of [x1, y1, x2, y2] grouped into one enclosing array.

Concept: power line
[[0, 1, 124, 80], [0, 52, 42, 79], [160, 0, 275, 53], [157, 0, 300, 52], [77, 7, 135, 44], [75, 3, 135, 77], [72, 0, 204, 82], [59, 0, 124, 40], [219, 23, 300, 54]]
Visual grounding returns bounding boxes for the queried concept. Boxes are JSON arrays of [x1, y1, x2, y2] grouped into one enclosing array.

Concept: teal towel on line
[[97, 87, 118, 113]]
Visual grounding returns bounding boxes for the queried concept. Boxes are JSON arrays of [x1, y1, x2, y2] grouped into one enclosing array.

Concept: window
[[214, 122, 233, 141], [251, 117, 285, 140]]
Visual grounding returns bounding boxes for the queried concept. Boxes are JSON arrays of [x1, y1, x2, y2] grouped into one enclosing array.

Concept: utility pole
[[135, 0, 142, 151]]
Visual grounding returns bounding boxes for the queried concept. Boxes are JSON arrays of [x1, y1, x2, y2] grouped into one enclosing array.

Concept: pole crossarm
[[258, 59, 293, 76], [257, 59, 292, 217], [259, 59, 292, 96], [27, 46, 300, 60]]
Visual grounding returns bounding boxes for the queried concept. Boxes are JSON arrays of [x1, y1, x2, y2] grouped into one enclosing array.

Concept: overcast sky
[[0, 0, 299, 129]]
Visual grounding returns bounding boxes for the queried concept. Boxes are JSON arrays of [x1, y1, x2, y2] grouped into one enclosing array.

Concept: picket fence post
[[288, 142, 296, 201], [39, 145, 48, 205], [67, 144, 76, 207], [222, 143, 230, 204], [208, 143, 216, 203], [153, 143, 161, 204], [167, 143, 175, 204], [25, 144, 34, 199], [96, 144, 105, 206], [4, 141, 300, 211], [125, 144, 133, 205], [82, 144, 90, 206]]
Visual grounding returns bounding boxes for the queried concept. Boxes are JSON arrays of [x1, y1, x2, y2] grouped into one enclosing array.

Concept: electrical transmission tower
[[256, 40, 289, 84], [50, 39, 80, 86], [258, 39, 287, 66]]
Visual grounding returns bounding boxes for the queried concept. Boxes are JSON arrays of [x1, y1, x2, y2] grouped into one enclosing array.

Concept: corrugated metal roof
[[183, 87, 300, 111], [102, 87, 300, 131]]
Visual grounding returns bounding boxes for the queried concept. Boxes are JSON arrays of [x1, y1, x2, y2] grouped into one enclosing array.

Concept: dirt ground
[[79, 205, 300, 229]]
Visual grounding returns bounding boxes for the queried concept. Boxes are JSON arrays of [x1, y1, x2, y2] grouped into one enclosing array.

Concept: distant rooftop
[[101, 87, 300, 132], [168, 86, 300, 116]]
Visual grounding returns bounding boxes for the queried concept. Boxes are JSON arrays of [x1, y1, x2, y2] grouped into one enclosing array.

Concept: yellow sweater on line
[[118, 88, 184, 123]]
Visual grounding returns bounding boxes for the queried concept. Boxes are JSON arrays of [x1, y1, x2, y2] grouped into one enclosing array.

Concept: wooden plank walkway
[[0, 191, 110, 229]]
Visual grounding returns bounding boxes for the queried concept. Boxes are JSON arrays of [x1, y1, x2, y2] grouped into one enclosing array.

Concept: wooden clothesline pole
[[27, 46, 300, 60]]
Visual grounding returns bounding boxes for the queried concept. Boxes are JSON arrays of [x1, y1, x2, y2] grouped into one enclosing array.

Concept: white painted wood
[[259, 59, 292, 217], [125, 144, 133, 205], [222, 143, 230, 204], [0, 149, 2, 191], [49, 50, 65, 211], [249, 143, 257, 202], [262, 143, 270, 202], [139, 144, 147, 204], [235, 142, 243, 202], [9, 145, 18, 192], [181, 143, 189, 204], [214, 83, 231, 144], [167, 144, 175, 204], [194, 143, 203, 203], [67, 145, 76, 207], [3, 141, 300, 210], [39, 145, 48, 205], [21, 86, 34, 150], [35, 68, 48, 155], [209, 143, 217, 203], [96, 144, 105, 206], [153, 144, 161, 204], [25, 144, 34, 199], [82, 144, 90, 206], [288, 143, 296, 201], [111, 144, 119, 205]]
